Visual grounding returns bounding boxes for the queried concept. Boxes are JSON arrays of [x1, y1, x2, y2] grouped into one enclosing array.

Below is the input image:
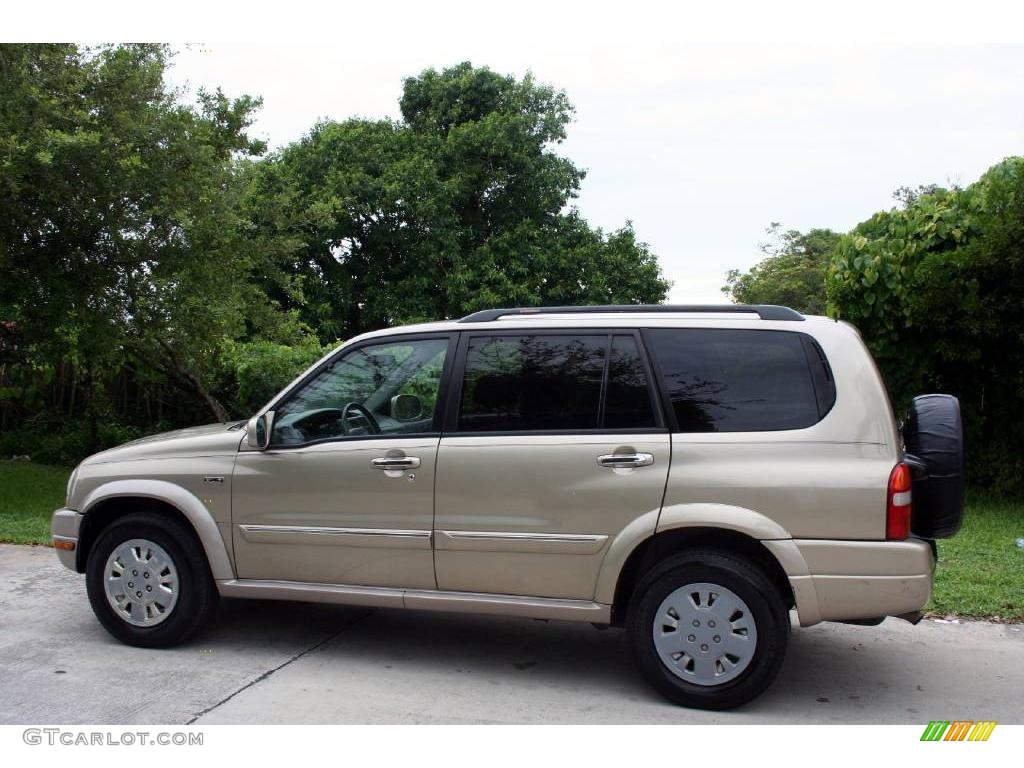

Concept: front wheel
[[86, 511, 218, 647], [627, 548, 790, 710]]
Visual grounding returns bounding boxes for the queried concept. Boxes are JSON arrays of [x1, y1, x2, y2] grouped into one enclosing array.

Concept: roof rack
[[457, 304, 805, 323]]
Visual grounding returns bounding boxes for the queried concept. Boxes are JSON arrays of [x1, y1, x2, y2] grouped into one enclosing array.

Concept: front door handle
[[371, 456, 421, 470], [597, 453, 654, 468]]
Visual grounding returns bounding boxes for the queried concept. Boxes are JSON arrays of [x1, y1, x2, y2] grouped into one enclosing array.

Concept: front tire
[[86, 511, 218, 648], [627, 548, 789, 710]]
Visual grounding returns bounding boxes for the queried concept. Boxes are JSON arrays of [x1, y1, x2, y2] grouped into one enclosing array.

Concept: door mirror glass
[[390, 393, 423, 422], [247, 411, 275, 450]]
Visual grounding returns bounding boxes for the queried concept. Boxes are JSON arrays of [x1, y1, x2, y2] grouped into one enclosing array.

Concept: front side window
[[647, 328, 829, 432], [271, 338, 448, 445]]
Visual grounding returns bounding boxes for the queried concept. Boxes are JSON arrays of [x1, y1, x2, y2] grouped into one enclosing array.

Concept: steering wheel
[[340, 402, 381, 435]]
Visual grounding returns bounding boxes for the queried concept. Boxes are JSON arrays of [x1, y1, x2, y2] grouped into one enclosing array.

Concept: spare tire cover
[[903, 394, 965, 539]]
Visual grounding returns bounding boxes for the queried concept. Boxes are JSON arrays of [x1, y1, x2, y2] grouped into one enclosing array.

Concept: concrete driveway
[[1, 543, 1021, 724]]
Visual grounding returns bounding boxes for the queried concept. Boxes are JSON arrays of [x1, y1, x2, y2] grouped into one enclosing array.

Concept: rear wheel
[[86, 512, 218, 647], [627, 548, 789, 710]]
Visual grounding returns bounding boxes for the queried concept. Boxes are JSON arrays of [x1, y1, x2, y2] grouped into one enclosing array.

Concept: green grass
[[928, 493, 1024, 621], [0, 461, 1021, 620], [0, 460, 71, 544]]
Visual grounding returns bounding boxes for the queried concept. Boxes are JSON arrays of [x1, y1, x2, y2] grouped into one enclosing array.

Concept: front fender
[[79, 479, 235, 580]]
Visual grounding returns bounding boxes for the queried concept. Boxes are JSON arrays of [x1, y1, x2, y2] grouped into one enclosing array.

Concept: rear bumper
[[50, 508, 83, 571], [766, 538, 934, 627]]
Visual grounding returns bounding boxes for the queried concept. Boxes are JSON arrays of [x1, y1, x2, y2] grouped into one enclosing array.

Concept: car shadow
[[203, 599, 926, 722]]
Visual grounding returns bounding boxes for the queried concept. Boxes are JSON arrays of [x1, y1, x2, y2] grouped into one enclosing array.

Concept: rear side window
[[458, 335, 606, 431], [605, 335, 657, 429], [455, 333, 660, 432], [646, 328, 834, 432]]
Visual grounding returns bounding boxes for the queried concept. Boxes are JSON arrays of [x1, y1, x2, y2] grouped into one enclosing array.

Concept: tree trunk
[[181, 367, 229, 422], [148, 339, 230, 423], [85, 362, 99, 453]]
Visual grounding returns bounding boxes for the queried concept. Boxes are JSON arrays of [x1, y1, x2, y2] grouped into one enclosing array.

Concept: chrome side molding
[[239, 524, 431, 538], [435, 530, 608, 555], [237, 524, 609, 556], [238, 525, 432, 549]]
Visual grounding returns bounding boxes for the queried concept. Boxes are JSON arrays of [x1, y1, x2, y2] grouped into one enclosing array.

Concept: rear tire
[[627, 548, 789, 710], [86, 511, 218, 648]]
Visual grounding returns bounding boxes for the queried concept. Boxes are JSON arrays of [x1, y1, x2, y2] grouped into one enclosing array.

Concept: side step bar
[[217, 579, 612, 624]]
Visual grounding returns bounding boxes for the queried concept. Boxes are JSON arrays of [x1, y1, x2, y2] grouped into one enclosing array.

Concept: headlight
[[65, 466, 80, 508]]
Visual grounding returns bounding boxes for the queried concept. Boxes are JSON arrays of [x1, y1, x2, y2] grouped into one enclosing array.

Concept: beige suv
[[51, 305, 965, 709]]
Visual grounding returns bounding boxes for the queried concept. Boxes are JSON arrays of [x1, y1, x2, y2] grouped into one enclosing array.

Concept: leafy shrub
[[220, 336, 329, 416], [0, 420, 163, 465], [826, 157, 1024, 496]]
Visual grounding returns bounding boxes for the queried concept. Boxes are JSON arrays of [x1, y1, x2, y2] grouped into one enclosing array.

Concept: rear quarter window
[[646, 328, 835, 432]]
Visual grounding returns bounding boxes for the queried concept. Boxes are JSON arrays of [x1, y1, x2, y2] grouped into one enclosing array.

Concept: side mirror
[[390, 393, 423, 422], [247, 411, 275, 450]]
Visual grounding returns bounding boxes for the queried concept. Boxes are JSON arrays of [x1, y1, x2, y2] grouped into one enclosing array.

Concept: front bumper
[[766, 538, 935, 627], [51, 508, 83, 571]]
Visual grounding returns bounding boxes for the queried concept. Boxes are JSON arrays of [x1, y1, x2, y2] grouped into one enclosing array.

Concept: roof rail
[[457, 304, 805, 323]]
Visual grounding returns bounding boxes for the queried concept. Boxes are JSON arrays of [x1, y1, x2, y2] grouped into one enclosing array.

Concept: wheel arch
[[75, 480, 234, 580], [597, 503, 801, 626]]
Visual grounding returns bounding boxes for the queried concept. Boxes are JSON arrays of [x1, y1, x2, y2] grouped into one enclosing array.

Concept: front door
[[433, 331, 670, 600], [232, 335, 453, 589]]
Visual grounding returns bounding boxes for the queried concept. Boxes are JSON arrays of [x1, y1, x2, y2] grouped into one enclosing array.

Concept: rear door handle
[[371, 457, 421, 470], [597, 453, 654, 468]]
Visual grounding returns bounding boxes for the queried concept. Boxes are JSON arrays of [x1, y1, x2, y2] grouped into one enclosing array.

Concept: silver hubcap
[[103, 539, 179, 627], [653, 582, 757, 686]]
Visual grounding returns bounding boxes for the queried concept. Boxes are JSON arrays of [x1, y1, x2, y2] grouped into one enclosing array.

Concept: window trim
[[641, 326, 836, 434], [800, 334, 837, 420], [443, 328, 667, 437], [264, 332, 459, 450]]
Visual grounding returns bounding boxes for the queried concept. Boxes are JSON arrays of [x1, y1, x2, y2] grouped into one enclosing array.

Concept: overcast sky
[[168, 42, 1024, 303]]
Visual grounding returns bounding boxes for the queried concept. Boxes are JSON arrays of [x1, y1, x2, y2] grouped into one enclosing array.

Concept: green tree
[[1, 53, 671, 461], [827, 185, 979, 402], [0, 44, 303, 430], [826, 158, 1024, 493], [248, 62, 669, 340], [722, 225, 840, 314]]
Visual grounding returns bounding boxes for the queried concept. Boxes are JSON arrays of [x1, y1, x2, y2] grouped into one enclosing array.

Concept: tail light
[[887, 463, 913, 540]]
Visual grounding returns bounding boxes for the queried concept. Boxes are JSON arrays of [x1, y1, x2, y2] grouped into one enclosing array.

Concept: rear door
[[433, 330, 670, 600]]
